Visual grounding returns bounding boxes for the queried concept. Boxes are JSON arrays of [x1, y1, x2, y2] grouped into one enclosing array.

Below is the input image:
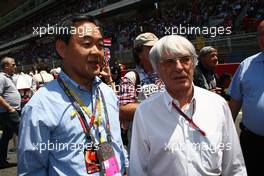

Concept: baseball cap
[[133, 32, 158, 48]]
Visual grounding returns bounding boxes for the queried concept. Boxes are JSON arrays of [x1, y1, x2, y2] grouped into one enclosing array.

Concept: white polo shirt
[[129, 86, 246, 176]]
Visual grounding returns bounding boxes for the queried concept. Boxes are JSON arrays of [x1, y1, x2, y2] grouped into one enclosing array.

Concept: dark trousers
[[0, 111, 20, 163], [240, 127, 264, 176]]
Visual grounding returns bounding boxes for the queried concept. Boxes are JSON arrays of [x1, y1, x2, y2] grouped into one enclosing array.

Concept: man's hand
[[210, 87, 222, 94], [8, 107, 16, 112], [8, 110, 20, 122], [99, 63, 113, 84], [0, 96, 16, 112]]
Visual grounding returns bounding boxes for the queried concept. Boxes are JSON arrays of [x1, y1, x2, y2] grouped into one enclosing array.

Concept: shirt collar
[[163, 89, 174, 112], [198, 61, 214, 76], [163, 85, 196, 112], [58, 70, 101, 92], [1, 72, 13, 79], [253, 52, 264, 63]]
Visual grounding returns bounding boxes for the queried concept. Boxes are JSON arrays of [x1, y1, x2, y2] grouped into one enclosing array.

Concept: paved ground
[[0, 143, 17, 175], [0, 112, 243, 176]]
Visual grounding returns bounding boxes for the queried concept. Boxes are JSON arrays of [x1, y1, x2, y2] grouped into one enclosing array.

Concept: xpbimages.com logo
[[32, 24, 100, 37], [164, 24, 232, 37], [32, 140, 99, 153]]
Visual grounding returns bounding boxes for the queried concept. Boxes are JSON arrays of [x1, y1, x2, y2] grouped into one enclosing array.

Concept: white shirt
[[13, 73, 33, 89], [129, 86, 247, 176]]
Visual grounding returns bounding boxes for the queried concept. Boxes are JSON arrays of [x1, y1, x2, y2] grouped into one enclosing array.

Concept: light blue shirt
[[18, 70, 128, 175], [228, 52, 264, 136]]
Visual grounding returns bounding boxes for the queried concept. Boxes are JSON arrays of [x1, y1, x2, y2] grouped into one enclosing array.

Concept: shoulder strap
[[131, 70, 140, 88], [39, 73, 45, 84]]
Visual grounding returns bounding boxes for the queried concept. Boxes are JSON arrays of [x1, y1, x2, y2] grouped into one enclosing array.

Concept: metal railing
[[0, 0, 50, 28], [113, 32, 260, 65]]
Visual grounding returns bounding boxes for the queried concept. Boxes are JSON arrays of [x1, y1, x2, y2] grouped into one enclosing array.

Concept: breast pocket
[[199, 134, 222, 174]]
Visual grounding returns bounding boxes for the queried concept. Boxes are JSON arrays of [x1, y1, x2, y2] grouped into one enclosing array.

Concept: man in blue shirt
[[18, 14, 128, 175], [228, 19, 264, 176]]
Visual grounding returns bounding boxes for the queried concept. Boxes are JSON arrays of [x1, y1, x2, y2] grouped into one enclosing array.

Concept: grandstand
[[0, 0, 263, 71]]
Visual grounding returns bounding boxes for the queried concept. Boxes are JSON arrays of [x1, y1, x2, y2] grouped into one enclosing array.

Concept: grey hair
[[149, 35, 197, 72], [198, 46, 217, 60], [0, 57, 14, 69]]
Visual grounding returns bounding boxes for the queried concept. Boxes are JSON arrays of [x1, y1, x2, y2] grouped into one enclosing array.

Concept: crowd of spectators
[[0, 0, 121, 43], [242, 0, 264, 32], [105, 0, 249, 51], [79, 0, 120, 13], [0, 0, 263, 65], [8, 40, 56, 67]]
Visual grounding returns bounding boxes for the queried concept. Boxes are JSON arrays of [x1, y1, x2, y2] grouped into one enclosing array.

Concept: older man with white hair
[[193, 46, 222, 94], [129, 35, 246, 176]]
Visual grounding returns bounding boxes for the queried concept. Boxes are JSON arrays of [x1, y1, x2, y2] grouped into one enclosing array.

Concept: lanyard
[[57, 76, 112, 143], [172, 101, 206, 136]]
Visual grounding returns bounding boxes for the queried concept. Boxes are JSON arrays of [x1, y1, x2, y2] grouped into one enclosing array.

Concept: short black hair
[[55, 13, 103, 60], [55, 13, 102, 45]]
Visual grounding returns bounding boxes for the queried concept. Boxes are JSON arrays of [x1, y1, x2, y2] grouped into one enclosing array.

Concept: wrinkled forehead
[[161, 48, 191, 59], [74, 21, 102, 39], [9, 59, 15, 64], [6, 58, 15, 65], [206, 49, 218, 56]]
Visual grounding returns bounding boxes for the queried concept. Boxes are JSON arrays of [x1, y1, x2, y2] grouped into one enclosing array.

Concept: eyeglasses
[[159, 55, 192, 65]]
